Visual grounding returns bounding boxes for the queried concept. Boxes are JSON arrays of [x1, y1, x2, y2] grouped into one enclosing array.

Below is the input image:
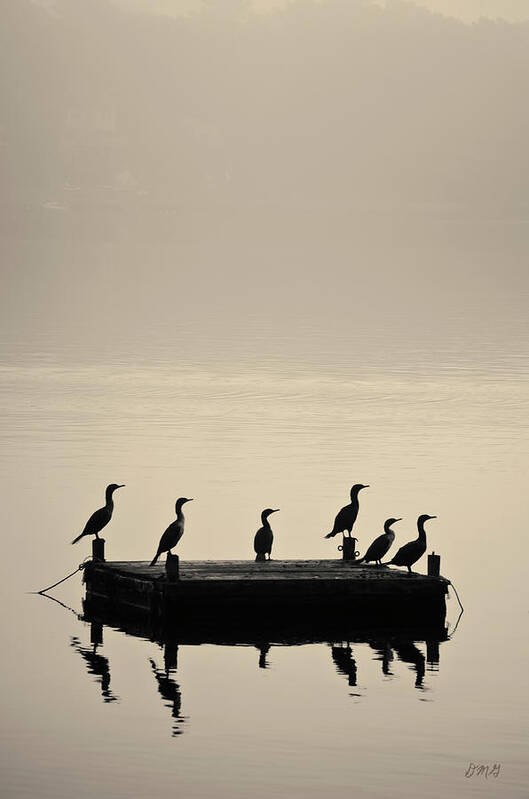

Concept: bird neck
[[383, 521, 394, 534], [261, 513, 271, 527], [417, 519, 427, 542], [105, 488, 115, 507], [176, 507, 185, 520]]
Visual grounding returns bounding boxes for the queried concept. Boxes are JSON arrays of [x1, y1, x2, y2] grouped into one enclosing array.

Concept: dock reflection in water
[[72, 598, 450, 737]]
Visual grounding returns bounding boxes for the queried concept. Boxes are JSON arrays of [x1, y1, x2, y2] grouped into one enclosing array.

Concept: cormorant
[[324, 484, 369, 539], [71, 483, 125, 545], [357, 517, 401, 565], [386, 514, 436, 573], [254, 508, 279, 561], [150, 497, 193, 566]]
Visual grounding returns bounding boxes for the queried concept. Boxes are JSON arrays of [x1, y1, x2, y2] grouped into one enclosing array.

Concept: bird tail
[[324, 531, 337, 539], [255, 553, 266, 562], [356, 556, 365, 564], [150, 553, 159, 567], [71, 533, 84, 545]]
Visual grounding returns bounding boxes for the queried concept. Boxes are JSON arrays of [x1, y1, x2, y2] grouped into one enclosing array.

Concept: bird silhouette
[[254, 508, 279, 561], [71, 483, 125, 545], [386, 514, 437, 573], [150, 497, 193, 566], [357, 517, 401, 565], [324, 484, 369, 539]]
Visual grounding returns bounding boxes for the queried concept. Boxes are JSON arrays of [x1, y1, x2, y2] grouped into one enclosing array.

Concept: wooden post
[[340, 537, 359, 561], [166, 552, 179, 581], [428, 551, 440, 577], [92, 537, 105, 562]]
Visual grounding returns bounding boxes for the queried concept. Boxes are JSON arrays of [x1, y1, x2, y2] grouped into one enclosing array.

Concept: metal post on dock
[[166, 552, 179, 581], [92, 537, 106, 563], [427, 551, 440, 576], [339, 537, 359, 561]]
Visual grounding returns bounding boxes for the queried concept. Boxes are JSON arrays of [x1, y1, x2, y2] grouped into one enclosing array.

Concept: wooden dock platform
[[84, 559, 450, 630]]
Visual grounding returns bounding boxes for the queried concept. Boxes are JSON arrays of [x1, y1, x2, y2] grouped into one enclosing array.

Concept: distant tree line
[[2, 0, 528, 212]]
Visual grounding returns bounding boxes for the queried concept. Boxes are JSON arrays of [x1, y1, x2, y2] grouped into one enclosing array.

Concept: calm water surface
[[1, 216, 528, 798]]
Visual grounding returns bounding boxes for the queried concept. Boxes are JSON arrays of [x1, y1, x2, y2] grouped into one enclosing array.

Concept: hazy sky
[[34, 0, 529, 22], [8, 0, 528, 362]]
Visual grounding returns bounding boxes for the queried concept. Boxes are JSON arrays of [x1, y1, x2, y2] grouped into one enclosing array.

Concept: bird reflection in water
[[256, 643, 271, 669], [368, 640, 394, 676], [149, 641, 186, 737], [70, 626, 118, 703], [330, 634, 443, 693], [331, 643, 357, 687], [393, 642, 426, 689]]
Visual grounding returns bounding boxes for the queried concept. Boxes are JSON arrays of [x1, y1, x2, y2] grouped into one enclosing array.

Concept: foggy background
[[2, 0, 529, 368], [3, 0, 529, 213]]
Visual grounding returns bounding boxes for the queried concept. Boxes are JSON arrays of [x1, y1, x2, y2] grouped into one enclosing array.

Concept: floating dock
[[84, 559, 451, 630]]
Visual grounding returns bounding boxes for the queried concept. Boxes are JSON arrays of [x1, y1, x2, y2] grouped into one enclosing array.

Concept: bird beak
[[430, 515, 437, 519], [272, 508, 280, 513], [362, 485, 369, 489], [394, 518, 402, 522], [117, 484, 125, 488], [187, 498, 194, 502]]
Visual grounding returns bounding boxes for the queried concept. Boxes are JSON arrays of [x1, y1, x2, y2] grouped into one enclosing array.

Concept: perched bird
[[150, 497, 193, 567], [254, 508, 279, 561], [324, 484, 369, 539], [386, 514, 437, 573], [71, 483, 125, 545], [357, 517, 401, 565]]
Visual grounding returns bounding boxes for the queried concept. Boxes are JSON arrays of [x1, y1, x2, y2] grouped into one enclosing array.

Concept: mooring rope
[[450, 580, 464, 613], [38, 590, 83, 618], [446, 580, 465, 637], [31, 559, 90, 596]]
